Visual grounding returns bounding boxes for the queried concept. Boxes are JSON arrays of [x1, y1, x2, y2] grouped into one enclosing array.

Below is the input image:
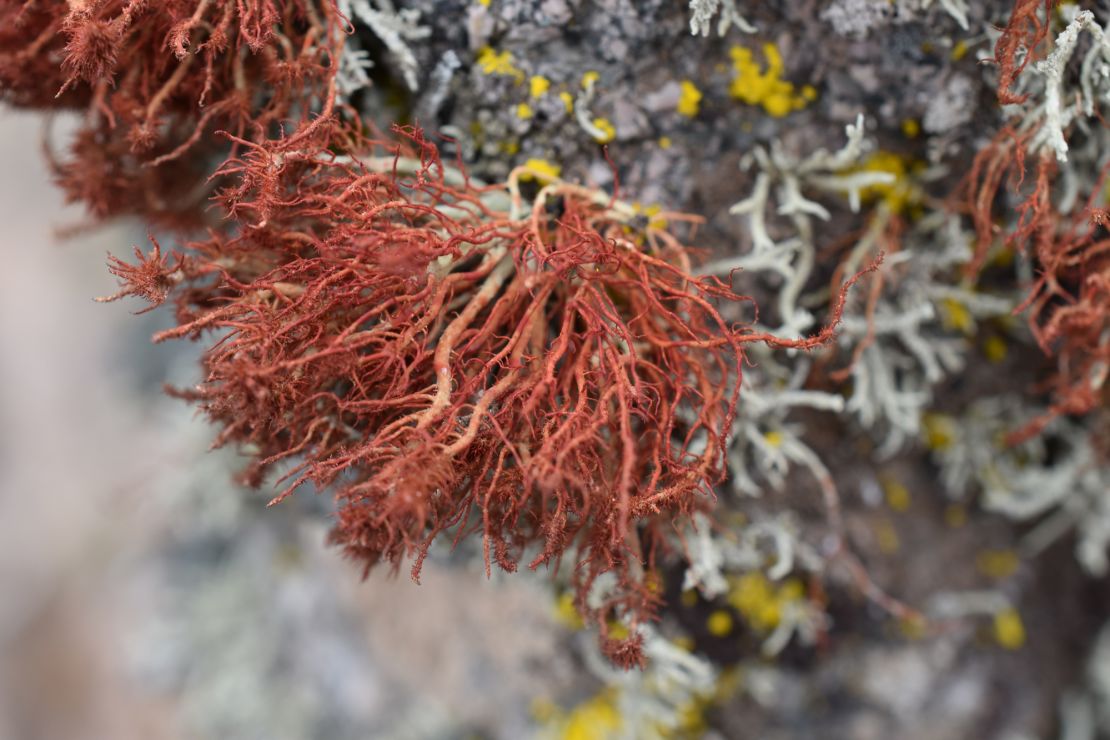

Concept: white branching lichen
[[919, 0, 970, 30], [341, 0, 430, 91], [1005, 7, 1110, 162], [335, 42, 375, 99], [680, 514, 825, 657], [930, 401, 1110, 576], [688, 0, 756, 37], [702, 115, 892, 340]]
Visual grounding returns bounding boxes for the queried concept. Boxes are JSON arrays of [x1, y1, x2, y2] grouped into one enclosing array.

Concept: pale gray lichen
[[918, 0, 970, 30], [1001, 6, 1110, 162], [701, 115, 892, 340], [687, 0, 755, 37], [930, 401, 1110, 577], [577, 626, 717, 739], [341, 0, 431, 91]]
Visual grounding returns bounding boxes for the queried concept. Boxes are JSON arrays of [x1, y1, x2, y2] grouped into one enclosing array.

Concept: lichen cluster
[[2, 0, 1108, 737]]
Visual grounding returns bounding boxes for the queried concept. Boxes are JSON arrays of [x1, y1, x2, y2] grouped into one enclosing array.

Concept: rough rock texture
[[3, 2, 1109, 739]]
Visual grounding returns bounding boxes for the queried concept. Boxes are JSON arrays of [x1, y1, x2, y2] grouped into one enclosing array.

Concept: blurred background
[[0, 109, 572, 740]]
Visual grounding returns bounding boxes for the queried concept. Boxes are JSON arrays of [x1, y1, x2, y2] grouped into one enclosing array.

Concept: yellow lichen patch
[[549, 690, 623, 740], [728, 42, 812, 117], [706, 609, 734, 637], [632, 201, 667, 230], [944, 503, 968, 528], [591, 117, 616, 144], [939, 297, 975, 335], [922, 412, 957, 451], [983, 335, 1008, 363], [976, 549, 1020, 579], [564, 697, 622, 740], [672, 635, 696, 652], [606, 620, 630, 641], [727, 573, 778, 631], [530, 75, 551, 98], [855, 151, 920, 214], [520, 158, 562, 182], [516, 102, 534, 120], [677, 79, 703, 117], [558, 90, 574, 112], [874, 519, 901, 554], [554, 592, 585, 630], [581, 70, 600, 89], [950, 39, 969, 61], [680, 588, 699, 607], [898, 615, 928, 640], [725, 573, 806, 634], [901, 118, 921, 138], [476, 46, 524, 82], [763, 430, 784, 448], [882, 478, 912, 512], [989, 244, 1016, 268], [993, 608, 1026, 650], [714, 667, 744, 702], [778, 578, 805, 602], [659, 698, 709, 739], [658, 135, 672, 149]]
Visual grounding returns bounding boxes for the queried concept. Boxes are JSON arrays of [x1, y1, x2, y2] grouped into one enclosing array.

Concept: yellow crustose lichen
[[922, 412, 957, 451], [993, 608, 1026, 650], [521, 158, 562, 182], [976, 549, 1020, 580], [677, 80, 703, 117], [939, 296, 975, 335], [530, 74, 551, 98], [591, 117, 616, 144], [983, 335, 1008, 363], [706, 609, 734, 637], [553, 591, 585, 630], [726, 572, 806, 633], [476, 46, 524, 82], [631, 201, 668, 230], [854, 150, 922, 215], [729, 42, 816, 117], [541, 690, 623, 740], [882, 478, 912, 512], [535, 662, 709, 740]]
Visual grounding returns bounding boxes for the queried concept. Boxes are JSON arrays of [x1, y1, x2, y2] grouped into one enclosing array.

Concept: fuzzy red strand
[[963, 0, 1110, 439], [0, 0, 344, 225], [100, 121, 862, 665]]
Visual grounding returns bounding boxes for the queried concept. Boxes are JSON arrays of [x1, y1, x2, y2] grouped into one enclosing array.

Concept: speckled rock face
[[358, 0, 1012, 252]]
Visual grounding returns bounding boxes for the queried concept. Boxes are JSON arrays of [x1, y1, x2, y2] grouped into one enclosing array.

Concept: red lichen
[[0, 0, 344, 225], [992, 0, 1057, 105], [96, 237, 185, 312], [99, 121, 864, 665], [962, 0, 1110, 439]]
